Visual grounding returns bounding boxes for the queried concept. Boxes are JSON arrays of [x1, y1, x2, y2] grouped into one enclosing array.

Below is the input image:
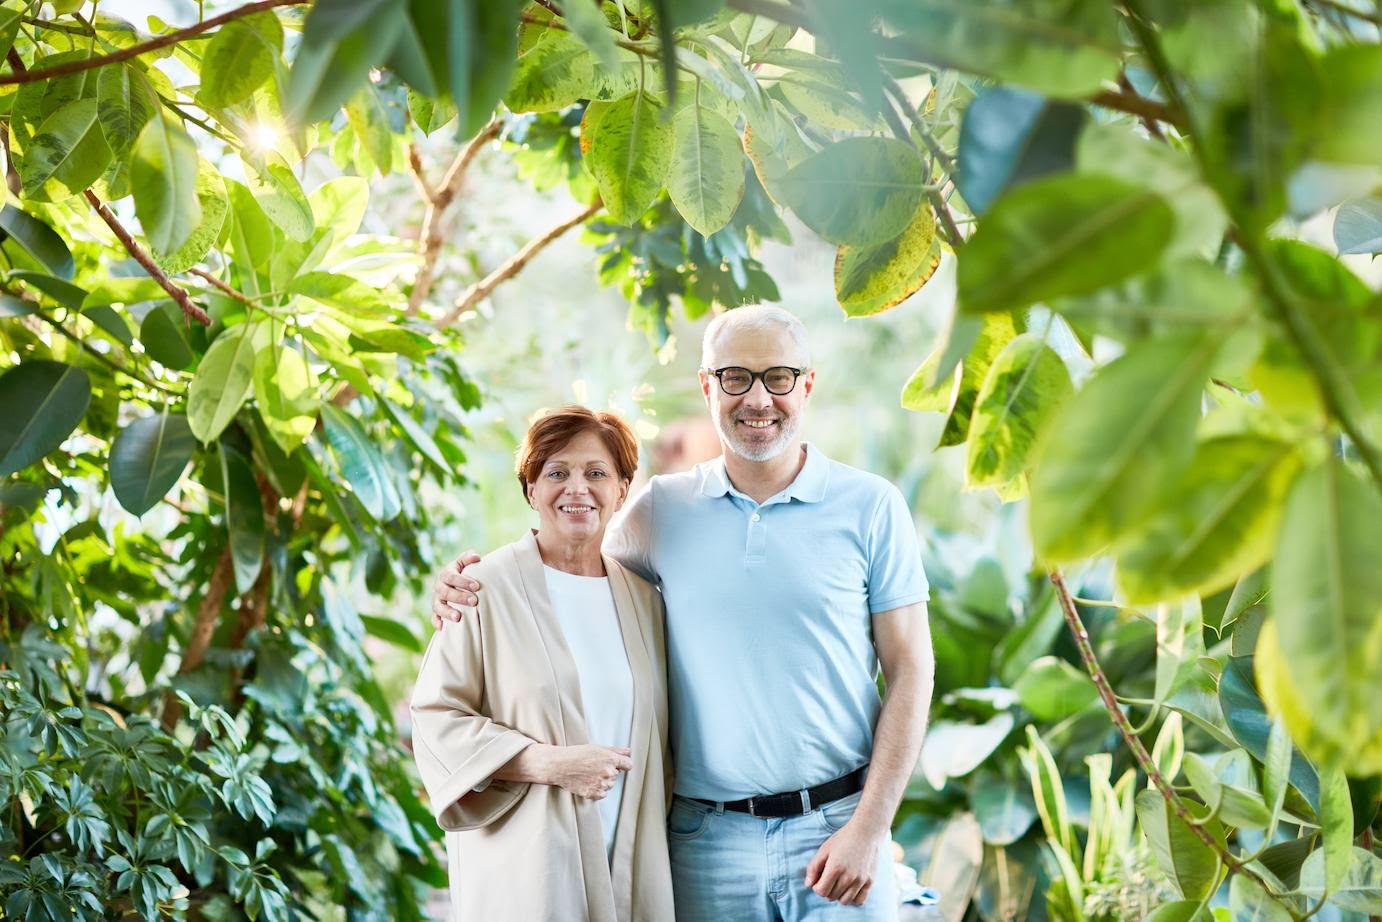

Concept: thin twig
[[1116, 73, 1166, 140], [437, 202, 601, 327], [29, 309, 177, 394], [22, 16, 95, 36], [84, 191, 211, 326], [1306, 0, 1382, 24], [881, 78, 962, 245], [188, 266, 254, 306], [0, 0, 308, 86], [161, 548, 234, 730], [407, 118, 504, 317]]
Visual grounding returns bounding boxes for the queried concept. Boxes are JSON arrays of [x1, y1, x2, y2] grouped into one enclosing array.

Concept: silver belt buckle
[[747, 797, 757, 818]]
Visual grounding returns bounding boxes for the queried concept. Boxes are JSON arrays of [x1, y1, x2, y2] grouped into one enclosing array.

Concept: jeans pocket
[[816, 790, 863, 834], [668, 799, 713, 840]]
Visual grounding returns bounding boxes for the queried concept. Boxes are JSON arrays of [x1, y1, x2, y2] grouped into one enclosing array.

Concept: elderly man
[[431, 305, 934, 921]]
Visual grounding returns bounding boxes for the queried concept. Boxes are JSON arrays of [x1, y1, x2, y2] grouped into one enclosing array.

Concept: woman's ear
[[526, 481, 536, 508], [616, 479, 630, 509]]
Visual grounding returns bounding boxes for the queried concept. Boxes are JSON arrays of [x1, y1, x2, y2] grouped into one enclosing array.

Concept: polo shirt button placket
[[745, 507, 767, 565]]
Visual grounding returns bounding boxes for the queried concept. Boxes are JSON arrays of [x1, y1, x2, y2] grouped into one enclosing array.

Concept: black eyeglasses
[[704, 366, 808, 396]]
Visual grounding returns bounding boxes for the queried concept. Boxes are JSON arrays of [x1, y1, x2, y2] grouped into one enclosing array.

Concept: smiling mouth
[[738, 418, 777, 429], [558, 504, 594, 515]]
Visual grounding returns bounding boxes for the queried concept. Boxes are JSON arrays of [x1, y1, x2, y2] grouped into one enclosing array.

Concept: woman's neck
[[534, 530, 606, 577]]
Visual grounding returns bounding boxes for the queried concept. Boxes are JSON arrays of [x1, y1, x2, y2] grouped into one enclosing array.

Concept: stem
[[0, 0, 309, 85], [84, 191, 211, 326], [30, 309, 176, 394], [187, 267, 254, 306], [881, 77, 962, 245], [1306, 0, 1382, 24], [160, 549, 234, 730], [436, 202, 601, 327]]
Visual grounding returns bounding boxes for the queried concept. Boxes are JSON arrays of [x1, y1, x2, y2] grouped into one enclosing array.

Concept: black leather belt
[[690, 766, 867, 818]]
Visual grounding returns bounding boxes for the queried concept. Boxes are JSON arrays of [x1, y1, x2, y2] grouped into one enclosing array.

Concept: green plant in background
[[3, 0, 1382, 918]]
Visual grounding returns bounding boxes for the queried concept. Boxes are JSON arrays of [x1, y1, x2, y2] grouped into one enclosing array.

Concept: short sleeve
[[866, 485, 929, 614], [604, 484, 656, 584]]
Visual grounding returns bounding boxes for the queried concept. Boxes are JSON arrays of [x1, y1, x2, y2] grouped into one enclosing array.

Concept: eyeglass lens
[[719, 367, 798, 395]]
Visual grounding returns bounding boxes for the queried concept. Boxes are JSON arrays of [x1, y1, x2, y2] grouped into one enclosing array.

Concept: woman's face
[[527, 430, 629, 547]]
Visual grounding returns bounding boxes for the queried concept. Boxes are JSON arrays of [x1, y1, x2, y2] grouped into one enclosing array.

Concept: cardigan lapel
[[512, 531, 591, 747]]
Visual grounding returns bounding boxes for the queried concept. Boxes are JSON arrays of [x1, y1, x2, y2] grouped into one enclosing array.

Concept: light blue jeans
[[668, 790, 898, 922]]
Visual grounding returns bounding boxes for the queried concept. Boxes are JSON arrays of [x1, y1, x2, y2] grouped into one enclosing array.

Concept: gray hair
[[700, 305, 811, 368]]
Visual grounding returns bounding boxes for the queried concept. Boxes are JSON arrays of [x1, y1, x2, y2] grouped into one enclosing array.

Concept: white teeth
[[559, 505, 593, 513], [741, 419, 775, 428]]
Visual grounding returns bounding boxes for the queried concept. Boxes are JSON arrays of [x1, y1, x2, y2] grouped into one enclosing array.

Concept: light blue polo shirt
[[605, 443, 929, 801]]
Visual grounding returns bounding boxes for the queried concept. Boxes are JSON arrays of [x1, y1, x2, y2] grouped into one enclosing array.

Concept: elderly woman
[[411, 406, 673, 921]]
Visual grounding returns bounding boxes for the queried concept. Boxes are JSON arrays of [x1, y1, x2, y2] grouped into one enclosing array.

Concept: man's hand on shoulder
[[804, 819, 886, 906], [430, 551, 482, 630]]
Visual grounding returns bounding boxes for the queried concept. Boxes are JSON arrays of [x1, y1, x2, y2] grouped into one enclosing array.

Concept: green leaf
[[1115, 436, 1300, 605], [1320, 764, 1355, 897], [558, 0, 619, 69], [902, 311, 1017, 449], [320, 404, 401, 522], [1218, 656, 1321, 814], [1021, 725, 1072, 855], [970, 774, 1038, 846], [585, 90, 672, 224], [959, 174, 1176, 314], [198, 12, 283, 109], [667, 105, 745, 237], [965, 333, 1072, 489], [1182, 751, 1272, 829], [360, 615, 424, 654], [10, 271, 88, 310], [188, 323, 260, 443], [1012, 656, 1096, 722], [1299, 847, 1382, 913], [505, 29, 595, 113], [1261, 717, 1290, 838], [131, 115, 202, 255], [1227, 874, 1292, 922], [957, 86, 1085, 216], [1315, 45, 1382, 168], [379, 396, 450, 473], [835, 198, 940, 318], [1144, 903, 1213, 922], [1029, 335, 1216, 563], [0, 5, 20, 62], [153, 158, 229, 274], [879, 0, 1121, 98], [0, 205, 75, 279], [109, 409, 196, 516], [0, 361, 92, 477], [83, 305, 133, 347], [139, 301, 203, 370], [1333, 197, 1382, 256], [289, 272, 392, 317], [345, 84, 394, 175], [1136, 788, 1223, 901], [21, 97, 114, 200], [1154, 597, 1204, 707], [253, 341, 319, 454], [777, 137, 926, 247], [219, 444, 265, 594], [286, 0, 405, 124], [248, 161, 314, 243], [776, 76, 885, 132], [460, 0, 524, 138], [1267, 455, 1382, 774], [0, 294, 35, 318]]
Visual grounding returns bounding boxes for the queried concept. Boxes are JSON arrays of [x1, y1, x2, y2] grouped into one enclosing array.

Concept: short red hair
[[516, 406, 639, 498]]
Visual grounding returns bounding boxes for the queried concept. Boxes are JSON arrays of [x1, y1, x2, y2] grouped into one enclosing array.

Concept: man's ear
[[802, 368, 816, 399]]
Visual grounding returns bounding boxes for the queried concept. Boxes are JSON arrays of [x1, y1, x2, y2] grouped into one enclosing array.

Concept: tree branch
[[881, 77, 963, 245], [161, 548, 234, 730], [188, 266, 254, 306], [85, 191, 211, 326], [0, 0, 308, 86], [1049, 570, 1291, 901], [436, 202, 602, 328], [406, 118, 504, 317]]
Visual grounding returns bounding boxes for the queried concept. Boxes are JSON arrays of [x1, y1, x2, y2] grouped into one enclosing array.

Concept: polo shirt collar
[[699, 442, 829, 503]]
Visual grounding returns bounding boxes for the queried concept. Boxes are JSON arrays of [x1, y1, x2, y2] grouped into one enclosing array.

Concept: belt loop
[[800, 788, 811, 814], [747, 798, 756, 818]]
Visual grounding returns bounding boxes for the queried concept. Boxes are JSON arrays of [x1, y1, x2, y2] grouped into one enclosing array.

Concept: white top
[[543, 565, 633, 862]]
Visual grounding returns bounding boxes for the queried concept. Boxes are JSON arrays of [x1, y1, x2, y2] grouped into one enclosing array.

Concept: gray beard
[[717, 412, 800, 462]]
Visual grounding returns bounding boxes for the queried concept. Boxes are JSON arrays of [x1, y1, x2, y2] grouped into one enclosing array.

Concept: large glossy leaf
[[109, 409, 196, 516], [1021, 725, 1072, 855], [0, 205, 75, 279], [1143, 903, 1213, 922], [1012, 656, 1096, 722], [965, 333, 1071, 490], [219, 444, 265, 594], [1320, 765, 1355, 897], [131, 115, 202, 255], [959, 174, 1176, 314], [958, 87, 1085, 216], [21, 97, 113, 200], [1299, 847, 1382, 913], [138, 301, 203, 371], [970, 775, 1038, 846], [188, 323, 260, 443], [1218, 655, 1321, 813], [320, 404, 401, 522], [834, 199, 939, 318], [1029, 335, 1216, 563], [248, 161, 314, 243], [345, 84, 394, 175], [1155, 597, 1204, 708], [286, 0, 404, 124], [289, 272, 391, 318], [153, 159, 228, 274], [879, 0, 1121, 98], [585, 91, 672, 224], [198, 12, 282, 109], [379, 397, 450, 473], [505, 29, 597, 112], [1182, 751, 1272, 829], [667, 105, 745, 237], [1228, 874, 1292, 922], [253, 341, 319, 454], [1136, 788, 1224, 901], [1267, 456, 1382, 774], [460, 0, 525, 138], [1116, 437, 1300, 605], [0, 361, 92, 477], [777, 138, 926, 247], [902, 311, 1017, 453], [918, 713, 1015, 790]]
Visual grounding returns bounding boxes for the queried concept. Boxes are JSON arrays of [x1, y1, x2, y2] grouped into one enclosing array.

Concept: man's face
[[700, 326, 814, 462]]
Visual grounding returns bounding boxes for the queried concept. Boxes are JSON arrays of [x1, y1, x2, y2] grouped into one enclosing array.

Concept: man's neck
[[722, 442, 807, 504]]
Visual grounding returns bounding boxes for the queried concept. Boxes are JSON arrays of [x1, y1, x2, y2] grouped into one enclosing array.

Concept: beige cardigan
[[410, 532, 674, 922]]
